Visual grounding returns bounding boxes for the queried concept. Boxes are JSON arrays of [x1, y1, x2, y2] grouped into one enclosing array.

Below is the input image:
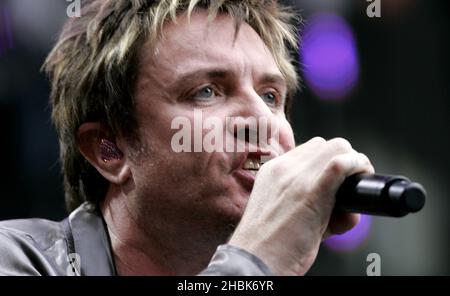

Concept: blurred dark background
[[0, 0, 448, 275]]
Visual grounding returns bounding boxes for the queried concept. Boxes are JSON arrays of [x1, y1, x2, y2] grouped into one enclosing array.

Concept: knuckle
[[358, 153, 371, 166], [326, 156, 346, 174], [309, 136, 326, 145], [328, 137, 352, 153]]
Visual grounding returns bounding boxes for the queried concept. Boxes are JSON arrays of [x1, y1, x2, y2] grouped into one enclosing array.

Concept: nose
[[227, 90, 279, 149]]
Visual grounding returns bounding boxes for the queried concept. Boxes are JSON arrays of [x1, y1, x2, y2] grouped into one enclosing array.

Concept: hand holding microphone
[[229, 137, 424, 275]]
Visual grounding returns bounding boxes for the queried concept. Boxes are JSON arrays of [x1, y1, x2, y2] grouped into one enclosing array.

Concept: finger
[[329, 212, 360, 235], [307, 136, 327, 145], [295, 137, 356, 171], [326, 137, 353, 154], [316, 152, 375, 197], [285, 136, 326, 158], [316, 138, 355, 163]]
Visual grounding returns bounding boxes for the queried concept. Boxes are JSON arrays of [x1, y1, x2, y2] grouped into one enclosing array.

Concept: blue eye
[[193, 86, 215, 100], [261, 91, 277, 105]]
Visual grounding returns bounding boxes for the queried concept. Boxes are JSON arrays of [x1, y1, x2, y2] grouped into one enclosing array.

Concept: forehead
[[139, 10, 282, 79]]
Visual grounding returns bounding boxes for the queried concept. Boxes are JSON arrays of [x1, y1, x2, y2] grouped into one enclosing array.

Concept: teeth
[[243, 158, 261, 170]]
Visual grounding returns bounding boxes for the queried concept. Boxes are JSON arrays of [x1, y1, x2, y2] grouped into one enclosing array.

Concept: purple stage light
[[0, 7, 14, 56], [301, 13, 359, 100], [0, 10, 3, 56], [324, 214, 372, 252]]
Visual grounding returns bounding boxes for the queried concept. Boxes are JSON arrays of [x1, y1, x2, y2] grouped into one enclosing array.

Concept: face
[[126, 10, 296, 231]]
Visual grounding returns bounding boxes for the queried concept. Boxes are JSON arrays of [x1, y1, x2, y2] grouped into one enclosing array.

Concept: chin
[[219, 190, 251, 224]]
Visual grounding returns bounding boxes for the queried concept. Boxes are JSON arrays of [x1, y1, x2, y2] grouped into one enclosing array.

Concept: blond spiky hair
[[44, 0, 300, 211]]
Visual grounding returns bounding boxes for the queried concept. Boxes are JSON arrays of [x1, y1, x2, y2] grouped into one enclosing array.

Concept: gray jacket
[[0, 202, 273, 276]]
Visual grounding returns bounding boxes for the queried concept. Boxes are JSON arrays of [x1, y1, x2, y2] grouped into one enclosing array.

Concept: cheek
[[136, 111, 173, 151]]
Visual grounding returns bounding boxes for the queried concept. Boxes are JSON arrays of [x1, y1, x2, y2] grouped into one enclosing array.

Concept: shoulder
[[0, 203, 114, 276], [0, 217, 61, 235], [0, 218, 67, 275]]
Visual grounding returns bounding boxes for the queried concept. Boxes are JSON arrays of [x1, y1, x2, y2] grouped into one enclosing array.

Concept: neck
[[100, 185, 232, 275]]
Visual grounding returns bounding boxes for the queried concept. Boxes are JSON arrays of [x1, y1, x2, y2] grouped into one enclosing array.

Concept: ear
[[77, 122, 131, 185]]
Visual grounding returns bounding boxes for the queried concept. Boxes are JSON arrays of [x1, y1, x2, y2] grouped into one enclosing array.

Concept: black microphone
[[335, 174, 426, 217]]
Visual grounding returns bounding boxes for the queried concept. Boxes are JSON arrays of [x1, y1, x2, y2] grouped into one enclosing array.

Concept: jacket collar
[[67, 202, 116, 275]]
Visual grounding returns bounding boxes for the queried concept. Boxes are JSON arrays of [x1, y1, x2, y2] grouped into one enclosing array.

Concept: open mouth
[[241, 156, 262, 177], [232, 151, 274, 192]]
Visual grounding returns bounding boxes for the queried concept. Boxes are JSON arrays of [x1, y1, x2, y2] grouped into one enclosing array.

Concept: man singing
[[0, 0, 374, 275]]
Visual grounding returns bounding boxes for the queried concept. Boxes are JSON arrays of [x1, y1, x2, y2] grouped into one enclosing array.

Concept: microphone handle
[[335, 174, 426, 217]]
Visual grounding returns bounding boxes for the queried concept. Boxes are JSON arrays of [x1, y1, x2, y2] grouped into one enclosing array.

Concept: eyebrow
[[258, 73, 287, 91], [168, 68, 229, 90], [168, 67, 287, 93]]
